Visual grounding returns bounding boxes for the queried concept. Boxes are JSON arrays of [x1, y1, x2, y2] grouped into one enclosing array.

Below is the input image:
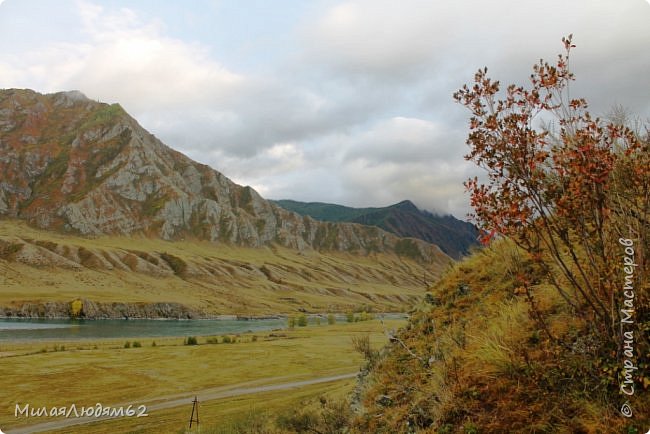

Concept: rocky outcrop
[[1, 299, 201, 319], [0, 89, 450, 264]]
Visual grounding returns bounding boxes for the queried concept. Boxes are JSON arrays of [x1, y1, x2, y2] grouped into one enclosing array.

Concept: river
[[0, 317, 286, 341]]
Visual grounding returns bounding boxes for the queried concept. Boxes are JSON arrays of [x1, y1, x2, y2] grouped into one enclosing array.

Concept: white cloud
[[0, 0, 648, 219]]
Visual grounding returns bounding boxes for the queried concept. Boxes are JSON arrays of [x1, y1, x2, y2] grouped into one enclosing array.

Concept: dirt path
[[6, 372, 357, 434]]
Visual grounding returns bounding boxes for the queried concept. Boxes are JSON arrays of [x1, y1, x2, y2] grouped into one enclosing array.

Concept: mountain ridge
[[0, 88, 451, 265], [273, 199, 478, 259]]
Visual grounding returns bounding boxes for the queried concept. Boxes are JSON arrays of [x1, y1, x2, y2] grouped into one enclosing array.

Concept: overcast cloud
[[0, 0, 648, 219]]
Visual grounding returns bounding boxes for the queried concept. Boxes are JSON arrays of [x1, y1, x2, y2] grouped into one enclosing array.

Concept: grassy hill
[[348, 240, 650, 433], [0, 219, 450, 317]]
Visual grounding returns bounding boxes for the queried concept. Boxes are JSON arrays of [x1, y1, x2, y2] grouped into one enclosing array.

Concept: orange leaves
[[454, 34, 650, 348]]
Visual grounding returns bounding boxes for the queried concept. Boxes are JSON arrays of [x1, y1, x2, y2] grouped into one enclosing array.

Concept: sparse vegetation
[[160, 252, 188, 277]]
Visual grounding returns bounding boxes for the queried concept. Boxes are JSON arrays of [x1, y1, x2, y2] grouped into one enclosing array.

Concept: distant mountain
[[0, 89, 450, 264], [273, 199, 478, 259]]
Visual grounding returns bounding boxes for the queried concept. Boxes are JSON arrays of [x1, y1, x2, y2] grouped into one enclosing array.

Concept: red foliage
[[454, 35, 649, 344]]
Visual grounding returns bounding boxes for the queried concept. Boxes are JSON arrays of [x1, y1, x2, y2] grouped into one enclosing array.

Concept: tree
[[453, 35, 648, 347]]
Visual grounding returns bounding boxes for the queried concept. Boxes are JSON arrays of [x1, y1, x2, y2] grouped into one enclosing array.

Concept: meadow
[[0, 318, 405, 433]]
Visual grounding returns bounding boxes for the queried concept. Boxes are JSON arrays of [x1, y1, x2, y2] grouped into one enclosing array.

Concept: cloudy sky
[[0, 0, 648, 219]]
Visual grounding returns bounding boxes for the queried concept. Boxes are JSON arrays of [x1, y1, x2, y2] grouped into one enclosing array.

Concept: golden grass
[[44, 379, 355, 434], [0, 219, 445, 315], [351, 240, 650, 433], [0, 319, 403, 432]]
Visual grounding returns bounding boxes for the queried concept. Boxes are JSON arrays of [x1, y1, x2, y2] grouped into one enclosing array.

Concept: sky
[[0, 0, 648, 219]]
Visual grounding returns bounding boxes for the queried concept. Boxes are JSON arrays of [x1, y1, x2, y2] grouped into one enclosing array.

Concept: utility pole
[[188, 396, 199, 429]]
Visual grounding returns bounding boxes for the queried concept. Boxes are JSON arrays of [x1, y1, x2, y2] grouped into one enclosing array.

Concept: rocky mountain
[[0, 89, 449, 264], [274, 199, 478, 259]]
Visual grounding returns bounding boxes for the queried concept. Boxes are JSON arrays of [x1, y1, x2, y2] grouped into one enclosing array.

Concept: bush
[[352, 334, 379, 366], [124, 341, 131, 349], [222, 335, 232, 344], [132, 341, 142, 348], [288, 316, 296, 329], [185, 336, 198, 345], [151, 341, 156, 347], [346, 312, 355, 323], [297, 314, 308, 327], [327, 313, 336, 325], [453, 34, 649, 346]]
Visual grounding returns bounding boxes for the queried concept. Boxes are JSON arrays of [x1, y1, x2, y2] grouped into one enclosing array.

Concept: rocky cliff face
[[0, 89, 449, 263]]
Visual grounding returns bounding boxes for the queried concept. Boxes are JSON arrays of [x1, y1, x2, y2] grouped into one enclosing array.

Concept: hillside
[[348, 241, 650, 433], [0, 89, 450, 265], [0, 219, 448, 317], [274, 199, 478, 259]]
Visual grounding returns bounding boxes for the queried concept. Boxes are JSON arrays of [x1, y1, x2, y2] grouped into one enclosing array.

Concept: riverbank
[[1, 298, 407, 320]]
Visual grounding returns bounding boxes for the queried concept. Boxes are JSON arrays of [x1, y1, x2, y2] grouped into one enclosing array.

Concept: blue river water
[[0, 317, 287, 342]]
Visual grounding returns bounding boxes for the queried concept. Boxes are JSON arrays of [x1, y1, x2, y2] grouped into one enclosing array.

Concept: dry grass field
[[0, 318, 405, 433]]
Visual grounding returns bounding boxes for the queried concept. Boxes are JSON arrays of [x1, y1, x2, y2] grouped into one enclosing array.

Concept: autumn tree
[[454, 35, 649, 348]]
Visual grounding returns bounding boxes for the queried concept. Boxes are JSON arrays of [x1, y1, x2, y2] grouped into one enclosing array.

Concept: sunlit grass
[[0, 219, 444, 315], [0, 319, 404, 432]]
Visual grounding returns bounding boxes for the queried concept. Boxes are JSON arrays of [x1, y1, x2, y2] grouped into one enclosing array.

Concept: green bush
[[185, 336, 198, 345], [297, 314, 308, 327], [327, 313, 336, 325], [346, 312, 355, 323], [132, 341, 142, 348], [124, 341, 131, 349], [222, 336, 232, 344]]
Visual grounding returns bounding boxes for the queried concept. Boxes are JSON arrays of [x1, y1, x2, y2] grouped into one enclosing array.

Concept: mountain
[[273, 199, 478, 259], [0, 88, 450, 265]]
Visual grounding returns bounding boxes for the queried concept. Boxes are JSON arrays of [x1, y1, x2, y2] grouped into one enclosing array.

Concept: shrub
[[327, 313, 336, 325], [124, 341, 131, 349], [351, 334, 379, 366], [288, 316, 296, 329], [297, 314, 308, 327], [453, 35, 649, 347], [69, 299, 83, 318], [222, 335, 232, 344], [346, 312, 354, 323], [132, 341, 142, 348], [185, 336, 198, 346]]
